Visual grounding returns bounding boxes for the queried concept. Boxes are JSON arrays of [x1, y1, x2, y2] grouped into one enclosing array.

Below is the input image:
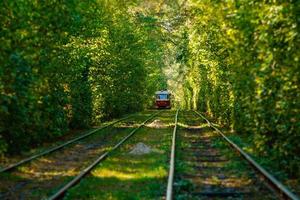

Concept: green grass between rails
[[0, 111, 159, 199], [198, 113, 300, 196], [63, 111, 175, 200], [0, 112, 144, 170], [173, 111, 206, 199]]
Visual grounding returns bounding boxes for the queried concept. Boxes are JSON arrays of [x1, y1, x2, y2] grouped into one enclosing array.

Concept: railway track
[[166, 111, 299, 200], [47, 111, 161, 200], [0, 116, 130, 173], [60, 110, 176, 199], [1, 110, 298, 199], [0, 111, 160, 200]]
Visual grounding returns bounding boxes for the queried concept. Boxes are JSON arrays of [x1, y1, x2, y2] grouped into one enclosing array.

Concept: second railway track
[[167, 110, 299, 200], [0, 111, 160, 200], [61, 110, 177, 199]]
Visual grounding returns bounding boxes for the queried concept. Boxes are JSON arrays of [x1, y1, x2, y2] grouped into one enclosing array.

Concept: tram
[[155, 90, 171, 109]]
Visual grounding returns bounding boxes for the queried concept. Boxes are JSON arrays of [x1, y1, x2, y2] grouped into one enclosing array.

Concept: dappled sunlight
[[115, 124, 139, 128], [16, 167, 78, 180], [115, 121, 145, 128], [177, 122, 209, 129], [91, 166, 166, 180], [64, 112, 172, 199], [0, 119, 138, 199], [146, 119, 172, 128], [198, 176, 253, 188], [0, 0, 298, 197], [174, 111, 277, 198], [34, 157, 53, 164], [106, 157, 145, 166]]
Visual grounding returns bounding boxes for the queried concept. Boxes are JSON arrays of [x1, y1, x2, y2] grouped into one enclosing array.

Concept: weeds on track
[[64, 111, 174, 200]]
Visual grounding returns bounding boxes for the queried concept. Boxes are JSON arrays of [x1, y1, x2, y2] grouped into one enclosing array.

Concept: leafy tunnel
[[0, 0, 299, 179]]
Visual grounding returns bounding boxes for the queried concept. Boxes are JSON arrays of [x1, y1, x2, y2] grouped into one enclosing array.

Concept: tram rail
[[166, 109, 179, 200], [0, 112, 160, 200], [48, 111, 161, 200], [194, 110, 299, 200], [0, 116, 130, 173], [166, 110, 299, 200]]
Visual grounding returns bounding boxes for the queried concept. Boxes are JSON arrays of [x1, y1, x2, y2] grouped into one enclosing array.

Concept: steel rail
[[194, 110, 299, 200], [166, 109, 179, 200], [47, 111, 162, 200], [0, 116, 131, 173]]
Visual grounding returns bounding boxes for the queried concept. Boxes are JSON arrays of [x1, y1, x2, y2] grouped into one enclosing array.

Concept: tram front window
[[157, 94, 168, 100]]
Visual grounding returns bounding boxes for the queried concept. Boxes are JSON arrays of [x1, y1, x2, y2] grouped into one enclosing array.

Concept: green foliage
[[0, 0, 298, 180], [169, 0, 300, 177], [0, 0, 166, 155]]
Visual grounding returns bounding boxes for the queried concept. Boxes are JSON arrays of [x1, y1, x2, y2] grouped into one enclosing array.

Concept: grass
[[197, 112, 300, 196], [64, 110, 175, 200], [211, 136, 254, 177], [0, 112, 140, 170], [174, 111, 201, 199], [174, 111, 277, 199], [0, 111, 159, 199], [200, 112, 300, 195], [223, 133, 300, 196]]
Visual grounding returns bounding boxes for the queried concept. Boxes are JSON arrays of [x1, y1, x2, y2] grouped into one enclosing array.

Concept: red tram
[[155, 90, 171, 109]]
